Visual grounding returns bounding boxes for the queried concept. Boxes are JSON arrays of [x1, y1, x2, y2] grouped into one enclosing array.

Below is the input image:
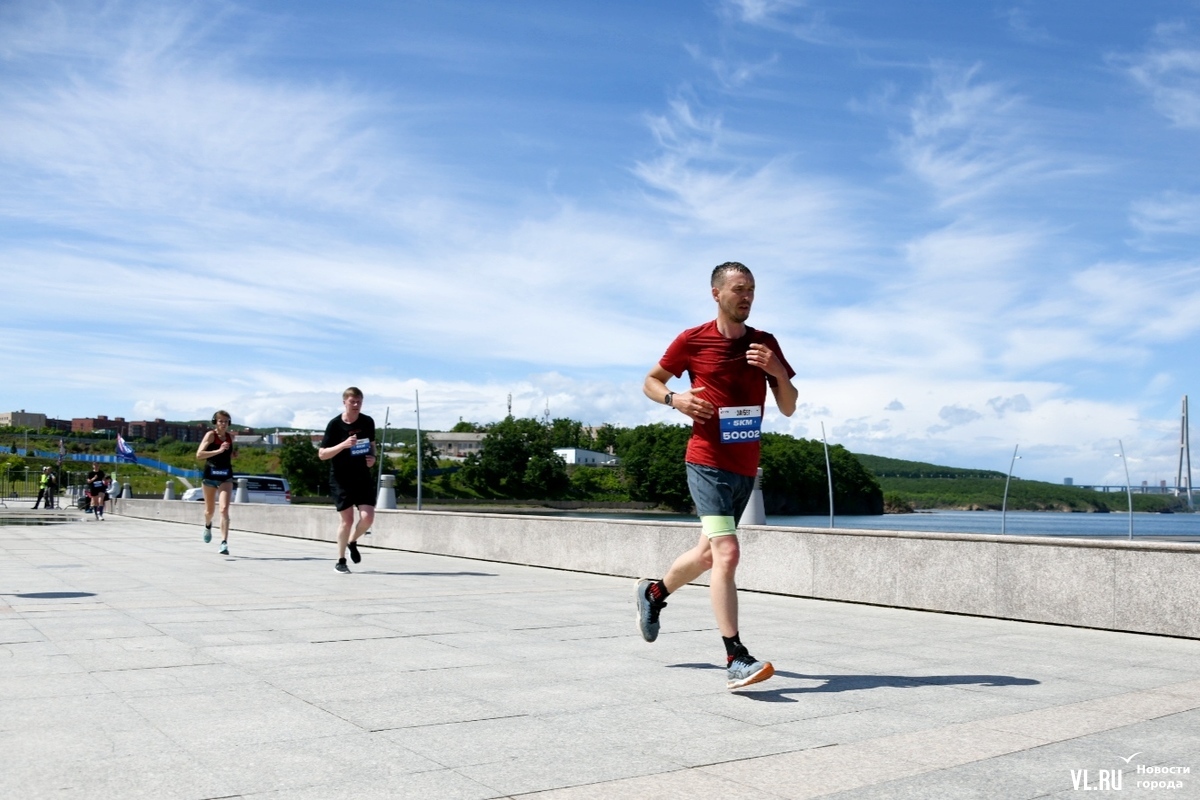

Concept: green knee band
[[701, 515, 737, 538]]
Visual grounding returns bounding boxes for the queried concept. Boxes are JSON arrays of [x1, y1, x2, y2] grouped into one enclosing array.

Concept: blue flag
[[116, 433, 138, 464]]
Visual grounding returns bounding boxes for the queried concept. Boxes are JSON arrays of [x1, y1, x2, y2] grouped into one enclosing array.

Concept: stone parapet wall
[[115, 499, 1200, 639]]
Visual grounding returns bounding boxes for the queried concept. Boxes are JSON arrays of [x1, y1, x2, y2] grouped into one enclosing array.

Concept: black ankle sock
[[723, 633, 745, 661], [647, 580, 670, 602]]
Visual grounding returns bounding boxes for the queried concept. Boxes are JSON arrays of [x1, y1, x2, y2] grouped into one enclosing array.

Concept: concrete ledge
[[114, 499, 1200, 639]]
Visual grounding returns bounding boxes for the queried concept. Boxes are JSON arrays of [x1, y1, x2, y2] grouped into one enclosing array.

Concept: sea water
[[515, 508, 1200, 542], [768, 509, 1200, 542]]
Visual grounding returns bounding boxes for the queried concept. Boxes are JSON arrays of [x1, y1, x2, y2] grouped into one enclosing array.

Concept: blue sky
[[3, 0, 1199, 486]]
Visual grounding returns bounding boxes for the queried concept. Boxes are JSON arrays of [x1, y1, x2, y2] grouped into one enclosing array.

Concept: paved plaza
[[2, 510, 1200, 799]]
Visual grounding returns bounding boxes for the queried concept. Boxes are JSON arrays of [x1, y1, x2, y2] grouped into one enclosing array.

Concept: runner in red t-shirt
[[637, 262, 798, 690]]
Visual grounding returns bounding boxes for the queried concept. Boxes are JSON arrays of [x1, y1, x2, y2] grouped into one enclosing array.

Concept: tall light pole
[[1177, 395, 1194, 511], [820, 422, 834, 528], [1116, 440, 1133, 540], [375, 406, 390, 504], [1001, 444, 1021, 535], [414, 390, 423, 511]]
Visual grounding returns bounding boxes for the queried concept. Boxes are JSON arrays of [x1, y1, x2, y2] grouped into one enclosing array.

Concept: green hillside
[[856, 453, 1186, 513]]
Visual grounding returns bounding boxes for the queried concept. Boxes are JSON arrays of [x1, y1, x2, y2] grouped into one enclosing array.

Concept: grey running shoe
[[335, 560, 351, 574], [726, 653, 775, 690], [635, 579, 666, 642], [203, 524, 212, 544], [219, 541, 229, 555], [347, 540, 361, 564]]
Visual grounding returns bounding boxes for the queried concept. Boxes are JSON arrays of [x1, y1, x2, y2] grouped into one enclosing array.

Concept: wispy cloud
[[1000, 6, 1055, 45], [1130, 191, 1200, 237], [1123, 23, 1200, 129], [719, 0, 842, 45], [894, 63, 1059, 206]]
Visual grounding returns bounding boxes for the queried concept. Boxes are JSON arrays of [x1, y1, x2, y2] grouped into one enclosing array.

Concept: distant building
[[264, 431, 322, 446], [0, 410, 47, 428], [72, 416, 207, 442], [553, 447, 619, 466], [1063, 478, 1073, 486], [72, 415, 127, 436], [427, 432, 486, 459], [124, 418, 208, 442]]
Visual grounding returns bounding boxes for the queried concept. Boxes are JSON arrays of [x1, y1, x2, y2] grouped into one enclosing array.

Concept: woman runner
[[85, 462, 106, 520], [196, 410, 236, 555]]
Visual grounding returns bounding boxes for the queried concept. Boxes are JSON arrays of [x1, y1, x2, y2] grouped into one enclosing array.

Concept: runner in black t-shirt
[[86, 463, 107, 520], [318, 387, 376, 573]]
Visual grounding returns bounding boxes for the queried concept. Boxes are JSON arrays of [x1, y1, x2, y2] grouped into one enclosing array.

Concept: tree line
[[277, 416, 884, 514]]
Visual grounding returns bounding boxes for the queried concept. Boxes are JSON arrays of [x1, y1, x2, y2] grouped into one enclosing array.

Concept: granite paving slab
[[2, 511, 1200, 799]]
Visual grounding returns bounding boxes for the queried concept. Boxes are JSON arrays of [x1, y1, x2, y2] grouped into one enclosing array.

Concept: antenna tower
[[1177, 395, 1194, 510], [507, 393, 512, 417]]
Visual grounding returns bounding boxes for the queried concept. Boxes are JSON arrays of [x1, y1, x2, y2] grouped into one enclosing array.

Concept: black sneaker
[[347, 540, 361, 564], [335, 560, 351, 574], [635, 579, 667, 642]]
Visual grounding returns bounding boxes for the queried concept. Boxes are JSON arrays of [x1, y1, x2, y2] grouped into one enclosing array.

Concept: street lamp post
[[1116, 440, 1133, 540], [414, 390, 422, 511], [375, 406, 390, 505], [1001, 444, 1021, 535], [820, 423, 834, 528]]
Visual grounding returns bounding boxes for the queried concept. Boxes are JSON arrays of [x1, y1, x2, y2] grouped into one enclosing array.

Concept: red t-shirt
[[659, 320, 795, 477]]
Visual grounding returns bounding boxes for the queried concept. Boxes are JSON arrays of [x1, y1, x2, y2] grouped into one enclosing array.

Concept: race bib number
[[350, 439, 371, 456], [719, 405, 763, 443], [91, 480, 105, 490], [209, 467, 231, 479]]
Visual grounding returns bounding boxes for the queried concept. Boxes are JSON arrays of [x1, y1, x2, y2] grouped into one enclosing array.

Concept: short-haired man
[[638, 262, 797, 690], [319, 387, 377, 574]]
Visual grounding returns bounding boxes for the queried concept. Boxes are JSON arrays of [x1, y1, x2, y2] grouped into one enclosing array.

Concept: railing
[[14, 449, 201, 479]]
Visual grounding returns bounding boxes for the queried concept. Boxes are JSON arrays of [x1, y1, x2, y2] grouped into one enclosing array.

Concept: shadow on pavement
[[668, 663, 1039, 701], [358, 570, 499, 577]]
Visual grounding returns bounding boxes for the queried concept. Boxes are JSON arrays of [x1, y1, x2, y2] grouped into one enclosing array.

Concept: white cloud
[[987, 394, 1031, 416], [1001, 7, 1054, 45], [894, 63, 1075, 207], [1123, 24, 1200, 129], [1130, 191, 1200, 237]]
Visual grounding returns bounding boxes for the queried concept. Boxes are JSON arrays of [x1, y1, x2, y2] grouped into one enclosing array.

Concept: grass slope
[[855, 454, 1185, 513]]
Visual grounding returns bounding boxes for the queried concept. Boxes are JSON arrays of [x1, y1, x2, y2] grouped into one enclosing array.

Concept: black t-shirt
[[321, 413, 376, 487], [87, 469, 106, 491]]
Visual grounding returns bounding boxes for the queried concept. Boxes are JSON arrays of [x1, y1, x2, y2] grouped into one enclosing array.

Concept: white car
[[181, 475, 291, 504]]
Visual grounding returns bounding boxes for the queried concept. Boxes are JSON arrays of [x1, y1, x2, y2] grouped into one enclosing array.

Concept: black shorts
[[88, 488, 104, 498], [331, 479, 375, 512]]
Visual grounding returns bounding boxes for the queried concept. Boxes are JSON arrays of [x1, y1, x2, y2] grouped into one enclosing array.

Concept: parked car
[[181, 475, 291, 504]]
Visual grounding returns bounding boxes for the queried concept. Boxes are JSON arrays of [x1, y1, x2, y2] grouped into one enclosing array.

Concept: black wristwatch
[[664, 392, 674, 408]]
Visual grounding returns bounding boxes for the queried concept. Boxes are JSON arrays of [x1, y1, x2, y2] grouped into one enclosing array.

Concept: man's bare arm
[[643, 365, 713, 422]]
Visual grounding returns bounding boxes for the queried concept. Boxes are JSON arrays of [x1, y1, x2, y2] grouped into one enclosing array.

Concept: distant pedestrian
[[33, 467, 51, 509], [635, 262, 797, 690], [196, 410, 236, 556], [318, 387, 376, 574], [44, 469, 57, 509], [85, 462, 106, 520]]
